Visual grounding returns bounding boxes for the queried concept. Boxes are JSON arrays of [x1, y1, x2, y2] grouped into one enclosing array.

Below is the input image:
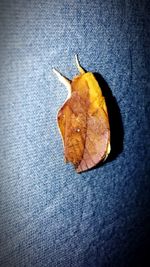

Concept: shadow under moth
[[53, 55, 110, 173]]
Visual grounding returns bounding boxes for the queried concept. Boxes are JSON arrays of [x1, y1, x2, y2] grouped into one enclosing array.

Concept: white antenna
[[52, 68, 71, 93], [75, 54, 85, 74]]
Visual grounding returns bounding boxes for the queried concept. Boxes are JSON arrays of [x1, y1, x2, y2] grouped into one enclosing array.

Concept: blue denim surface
[[0, 0, 149, 266]]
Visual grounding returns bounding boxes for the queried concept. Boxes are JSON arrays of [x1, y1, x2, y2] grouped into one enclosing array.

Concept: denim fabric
[[0, 0, 149, 266]]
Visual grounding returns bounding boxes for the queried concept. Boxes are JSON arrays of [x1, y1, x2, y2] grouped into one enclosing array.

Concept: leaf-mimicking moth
[[53, 55, 111, 173]]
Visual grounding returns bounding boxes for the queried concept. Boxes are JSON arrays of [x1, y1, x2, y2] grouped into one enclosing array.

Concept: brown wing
[[57, 91, 87, 166], [76, 104, 110, 172]]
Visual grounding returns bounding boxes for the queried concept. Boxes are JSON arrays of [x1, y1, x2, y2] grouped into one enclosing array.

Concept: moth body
[[53, 56, 110, 172]]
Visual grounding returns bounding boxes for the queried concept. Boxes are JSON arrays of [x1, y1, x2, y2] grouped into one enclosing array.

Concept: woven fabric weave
[[0, 0, 149, 266]]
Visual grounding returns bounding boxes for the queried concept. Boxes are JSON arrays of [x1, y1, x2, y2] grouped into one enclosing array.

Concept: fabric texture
[[0, 0, 149, 266]]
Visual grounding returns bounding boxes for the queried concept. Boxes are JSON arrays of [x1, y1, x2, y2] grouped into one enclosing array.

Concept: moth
[[53, 56, 110, 173]]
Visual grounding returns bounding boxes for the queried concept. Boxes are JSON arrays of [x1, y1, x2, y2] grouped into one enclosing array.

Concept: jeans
[[0, 0, 149, 266]]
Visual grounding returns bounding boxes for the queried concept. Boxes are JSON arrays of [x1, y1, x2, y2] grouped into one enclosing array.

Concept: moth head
[[53, 55, 86, 86]]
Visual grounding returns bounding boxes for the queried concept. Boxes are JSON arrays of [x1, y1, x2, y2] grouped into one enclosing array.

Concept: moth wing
[[57, 93, 87, 166], [76, 103, 110, 173]]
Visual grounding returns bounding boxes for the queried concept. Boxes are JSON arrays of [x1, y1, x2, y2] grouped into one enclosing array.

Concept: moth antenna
[[75, 55, 86, 74], [52, 68, 71, 93]]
